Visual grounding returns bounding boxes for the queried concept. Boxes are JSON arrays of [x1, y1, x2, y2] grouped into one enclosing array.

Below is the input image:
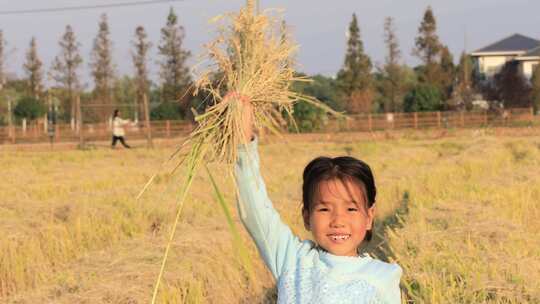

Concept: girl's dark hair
[[302, 156, 377, 242], [113, 109, 119, 118]]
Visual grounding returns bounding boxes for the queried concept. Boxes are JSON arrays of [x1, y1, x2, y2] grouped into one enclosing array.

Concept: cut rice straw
[[147, 2, 342, 302]]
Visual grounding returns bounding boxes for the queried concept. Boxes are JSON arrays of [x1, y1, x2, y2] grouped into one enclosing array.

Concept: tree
[[413, 6, 441, 65], [291, 101, 326, 132], [90, 14, 115, 116], [293, 74, 342, 111], [23, 37, 43, 98], [0, 30, 10, 129], [531, 64, 540, 114], [413, 6, 442, 86], [132, 26, 151, 116], [290, 74, 340, 131], [452, 52, 475, 110], [150, 102, 183, 120], [132, 25, 153, 147], [158, 7, 191, 110], [0, 87, 18, 127], [113, 76, 137, 117], [337, 13, 373, 113], [439, 45, 455, 100], [3, 79, 28, 94], [13, 96, 46, 120], [380, 17, 406, 112], [485, 62, 531, 108], [0, 30, 5, 88], [403, 84, 442, 112], [50, 25, 83, 123]]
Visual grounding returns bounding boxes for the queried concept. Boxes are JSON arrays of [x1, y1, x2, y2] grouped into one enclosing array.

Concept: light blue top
[[234, 139, 402, 304]]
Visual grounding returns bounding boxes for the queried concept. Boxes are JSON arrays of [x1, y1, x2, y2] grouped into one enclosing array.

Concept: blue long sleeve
[[234, 138, 301, 279]]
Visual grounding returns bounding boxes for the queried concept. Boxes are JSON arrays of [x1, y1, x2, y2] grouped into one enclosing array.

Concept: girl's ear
[[302, 208, 311, 231], [366, 205, 376, 230]]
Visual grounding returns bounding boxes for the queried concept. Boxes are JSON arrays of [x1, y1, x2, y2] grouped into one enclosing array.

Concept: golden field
[[1, 129, 539, 303]]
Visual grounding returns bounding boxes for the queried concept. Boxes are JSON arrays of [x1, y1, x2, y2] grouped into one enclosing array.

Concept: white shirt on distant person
[[112, 117, 131, 137]]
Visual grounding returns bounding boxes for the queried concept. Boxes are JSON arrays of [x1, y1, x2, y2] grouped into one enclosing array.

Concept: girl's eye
[[317, 208, 329, 212], [348, 208, 358, 212]]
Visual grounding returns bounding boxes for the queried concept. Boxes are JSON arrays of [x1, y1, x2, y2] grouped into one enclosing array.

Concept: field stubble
[[0, 130, 539, 303]]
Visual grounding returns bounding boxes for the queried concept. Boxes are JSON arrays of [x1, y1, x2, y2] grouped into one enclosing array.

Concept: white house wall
[[478, 56, 515, 76], [520, 60, 539, 79]]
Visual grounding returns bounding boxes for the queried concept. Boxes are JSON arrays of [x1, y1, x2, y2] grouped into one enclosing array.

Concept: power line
[[0, 0, 184, 16]]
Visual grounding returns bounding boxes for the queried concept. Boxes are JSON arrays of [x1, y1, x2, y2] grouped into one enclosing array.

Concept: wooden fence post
[[460, 111, 465, 127], [484, 111, 488, 125], [414, 112, 418, 129], [437, 111, 441, 128], [166, 120, 171, 138], [368, 114, 372, 131]]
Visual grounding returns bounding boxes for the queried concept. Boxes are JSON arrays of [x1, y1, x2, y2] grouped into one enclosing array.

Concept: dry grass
[[1, 131, 539, 303], [387, 136, 540, 303]]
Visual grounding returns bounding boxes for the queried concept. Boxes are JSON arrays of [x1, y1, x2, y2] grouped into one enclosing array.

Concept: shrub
[[403, 84, 442, 112], [291, 101, 326, 132], [150, 102, 184, 120], [13, 96, 46, 120]]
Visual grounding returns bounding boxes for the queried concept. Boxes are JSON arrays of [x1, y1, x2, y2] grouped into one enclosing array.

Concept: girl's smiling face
[[303, 178, 375, 256]]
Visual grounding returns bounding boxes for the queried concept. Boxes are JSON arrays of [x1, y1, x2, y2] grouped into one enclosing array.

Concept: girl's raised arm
[[233, 95, 300, 279], [235, 139, 301, 279]]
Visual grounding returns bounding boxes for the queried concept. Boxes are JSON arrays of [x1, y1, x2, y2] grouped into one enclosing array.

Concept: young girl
[[234, 101, 402, 303]]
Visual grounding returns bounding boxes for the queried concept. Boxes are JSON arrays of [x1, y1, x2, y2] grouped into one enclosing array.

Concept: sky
[[0, 0, 539, 88]]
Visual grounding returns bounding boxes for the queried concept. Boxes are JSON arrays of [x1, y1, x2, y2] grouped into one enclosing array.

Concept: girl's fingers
[[223, 91, 251, 105]]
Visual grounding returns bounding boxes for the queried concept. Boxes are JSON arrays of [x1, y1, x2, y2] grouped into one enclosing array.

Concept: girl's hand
[[224, 92, 254, 142]]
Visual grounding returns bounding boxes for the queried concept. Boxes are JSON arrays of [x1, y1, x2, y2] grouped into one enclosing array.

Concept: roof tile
[[475, 34, 540, 53]]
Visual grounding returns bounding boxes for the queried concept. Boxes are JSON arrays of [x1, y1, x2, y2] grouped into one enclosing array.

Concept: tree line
[[293, 7, 540, 130], [334, 7, 539, 114], [0, 8, 191, 126], [0, 6, 539, 131]]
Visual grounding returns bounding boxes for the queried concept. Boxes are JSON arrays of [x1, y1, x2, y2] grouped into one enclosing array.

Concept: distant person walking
[[111, 109, 132, 149]]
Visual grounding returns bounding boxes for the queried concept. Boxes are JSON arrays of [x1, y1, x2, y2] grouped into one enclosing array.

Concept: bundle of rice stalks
[[191, 6, 338, 164], [145, 2, 339, 302]]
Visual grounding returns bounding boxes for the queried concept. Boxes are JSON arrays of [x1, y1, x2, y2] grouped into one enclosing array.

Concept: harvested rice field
[[1, 130, 540, 303]]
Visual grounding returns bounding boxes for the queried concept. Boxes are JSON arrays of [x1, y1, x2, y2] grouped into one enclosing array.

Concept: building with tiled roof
[[471, 34, 540, 80]]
